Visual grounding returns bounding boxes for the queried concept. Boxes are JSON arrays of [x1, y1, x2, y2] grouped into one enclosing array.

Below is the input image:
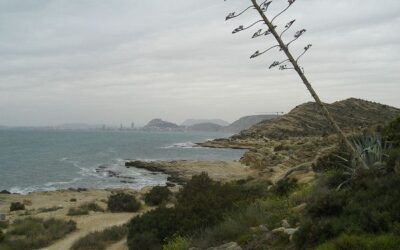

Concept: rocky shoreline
[[125, 159, 255, 184]]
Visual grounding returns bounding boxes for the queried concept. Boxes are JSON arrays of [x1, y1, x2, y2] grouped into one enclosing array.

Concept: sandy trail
[[41, 212, 134, 250]]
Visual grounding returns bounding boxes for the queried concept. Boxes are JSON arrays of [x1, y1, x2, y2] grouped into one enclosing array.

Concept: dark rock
[[166, 182, 176, 187]]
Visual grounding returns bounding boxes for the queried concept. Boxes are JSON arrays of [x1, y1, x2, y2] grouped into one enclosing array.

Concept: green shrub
[[317, 234, 400, 250], [0, 217, 76, 250], [384, 116, 400, 146], [128, 231, 161, 250], [38, 206, 63, 213], [71, 225, 127, 250], [163, 236, 191, 250], [68, 207, 89, 216], [128, 173, 268, 249], [108, 193, 141, 212], [128, 207, 178, 249], [306, 187, 346, 218], [294, 168, 400, 249], [10, 202, 25, 212], [0, 221, 8, 229], [271, 178, 298, 197], [0, 230, 4, 243], [195, 202, 271, 248], [68, 203, 103, 216], [387, 148, 400, 172], [144, 186, 172, 206], [81, 202, 104, 212]]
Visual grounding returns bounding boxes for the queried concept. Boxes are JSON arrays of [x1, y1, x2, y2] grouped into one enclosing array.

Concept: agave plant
[[336, 134, 391, 190]]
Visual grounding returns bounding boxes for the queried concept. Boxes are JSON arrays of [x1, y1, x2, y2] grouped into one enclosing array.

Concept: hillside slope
[[226, 114, 278, 133], [182, 119, 229, 127], [186, 122, 223, 132], [235, 98, 400, 139]]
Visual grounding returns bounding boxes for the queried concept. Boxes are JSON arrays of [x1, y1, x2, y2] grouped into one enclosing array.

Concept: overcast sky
[[0, 0, 399, 126]]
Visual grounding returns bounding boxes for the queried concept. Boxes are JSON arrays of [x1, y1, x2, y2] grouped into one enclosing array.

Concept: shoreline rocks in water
[[125, 160, 186, 185], [125, 160, 255, 184]]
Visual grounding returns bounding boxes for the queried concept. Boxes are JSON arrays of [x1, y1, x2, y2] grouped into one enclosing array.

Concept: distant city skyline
[[1, 0, 399, 126]]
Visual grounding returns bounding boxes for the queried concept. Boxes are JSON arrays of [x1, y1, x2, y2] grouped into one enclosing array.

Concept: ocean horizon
[[0, 129, 244, 194]]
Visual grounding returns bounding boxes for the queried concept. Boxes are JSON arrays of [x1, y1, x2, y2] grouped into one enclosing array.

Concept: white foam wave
[[161, 141, 199, 149], [9, 178, 82, 195], [8, 158, 168, 195], [44, 178, 81, 187]]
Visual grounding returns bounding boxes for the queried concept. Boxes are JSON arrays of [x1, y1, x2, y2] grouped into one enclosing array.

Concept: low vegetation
[[38, 206, 63, 213], [67, 202, 104, 216], [293, 118, 400, 249], [0, 230, 4, 243], [0, 221, 8, 229], [108, 193, 141, 212], [162, 236, 191, 250], [144, 186, 171, 206], [9, 202, 25, 212], [71, 225, 127, 250], [316, 234, 400, 250], [127, 173, 272, 249], [0, 217, 76, 250]]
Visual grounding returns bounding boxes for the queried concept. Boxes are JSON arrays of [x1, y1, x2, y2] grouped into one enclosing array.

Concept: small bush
[[0, 220, 8, 229], [81, 202, 104, 212], [0, 217, 76, 250], [0, 230, 4, 243], [271, 178, 298, 197], [196, 202, 270, 248], [71, 225, 127, 250], [317, 234, 400, 250], [306, 187, 346, 218], [274, 144, 290, 152], [108, 193, 141, 212], [384, 116, 400, 146], [163, 236, 191, 250], [68, 207, 89, 216], [68, 202, 104, 216], [10, 202, 25, 212], [38, 206, 63, 213], [128, 231, 161, 250], [144, 186, 172, 206]]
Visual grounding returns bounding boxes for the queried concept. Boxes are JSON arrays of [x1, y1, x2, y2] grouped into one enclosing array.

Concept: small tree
[[224, 0, 367, 169]]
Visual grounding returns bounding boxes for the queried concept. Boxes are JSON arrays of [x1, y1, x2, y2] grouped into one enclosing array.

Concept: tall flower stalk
[[225, 0, 368, 169]]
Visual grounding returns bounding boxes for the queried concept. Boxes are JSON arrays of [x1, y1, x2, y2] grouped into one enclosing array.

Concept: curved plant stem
[[250, 0, 368, 169]]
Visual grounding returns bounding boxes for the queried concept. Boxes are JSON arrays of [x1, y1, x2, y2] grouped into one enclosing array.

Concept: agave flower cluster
[[225, 0, 311, 72]]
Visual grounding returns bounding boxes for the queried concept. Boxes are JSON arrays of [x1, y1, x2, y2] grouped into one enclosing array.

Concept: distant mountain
[[225, 115, 278, 133], [142, 119, 182, 131], [186, 123, 223, 132], [235, 98, 400, 139], [182, 119, 229, 127]]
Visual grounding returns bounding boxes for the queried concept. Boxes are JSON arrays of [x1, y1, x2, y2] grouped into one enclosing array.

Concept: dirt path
[[41, 212, 134, 250]]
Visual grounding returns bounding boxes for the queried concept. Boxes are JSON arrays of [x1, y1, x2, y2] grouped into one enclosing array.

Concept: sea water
[[0, 129, 244, 194]]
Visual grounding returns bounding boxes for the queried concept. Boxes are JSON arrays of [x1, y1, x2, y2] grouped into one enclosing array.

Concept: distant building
[[131, 122, 135, 129]]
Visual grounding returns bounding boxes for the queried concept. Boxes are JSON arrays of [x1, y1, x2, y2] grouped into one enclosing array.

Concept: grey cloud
[[0, 0, 399, 126]]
